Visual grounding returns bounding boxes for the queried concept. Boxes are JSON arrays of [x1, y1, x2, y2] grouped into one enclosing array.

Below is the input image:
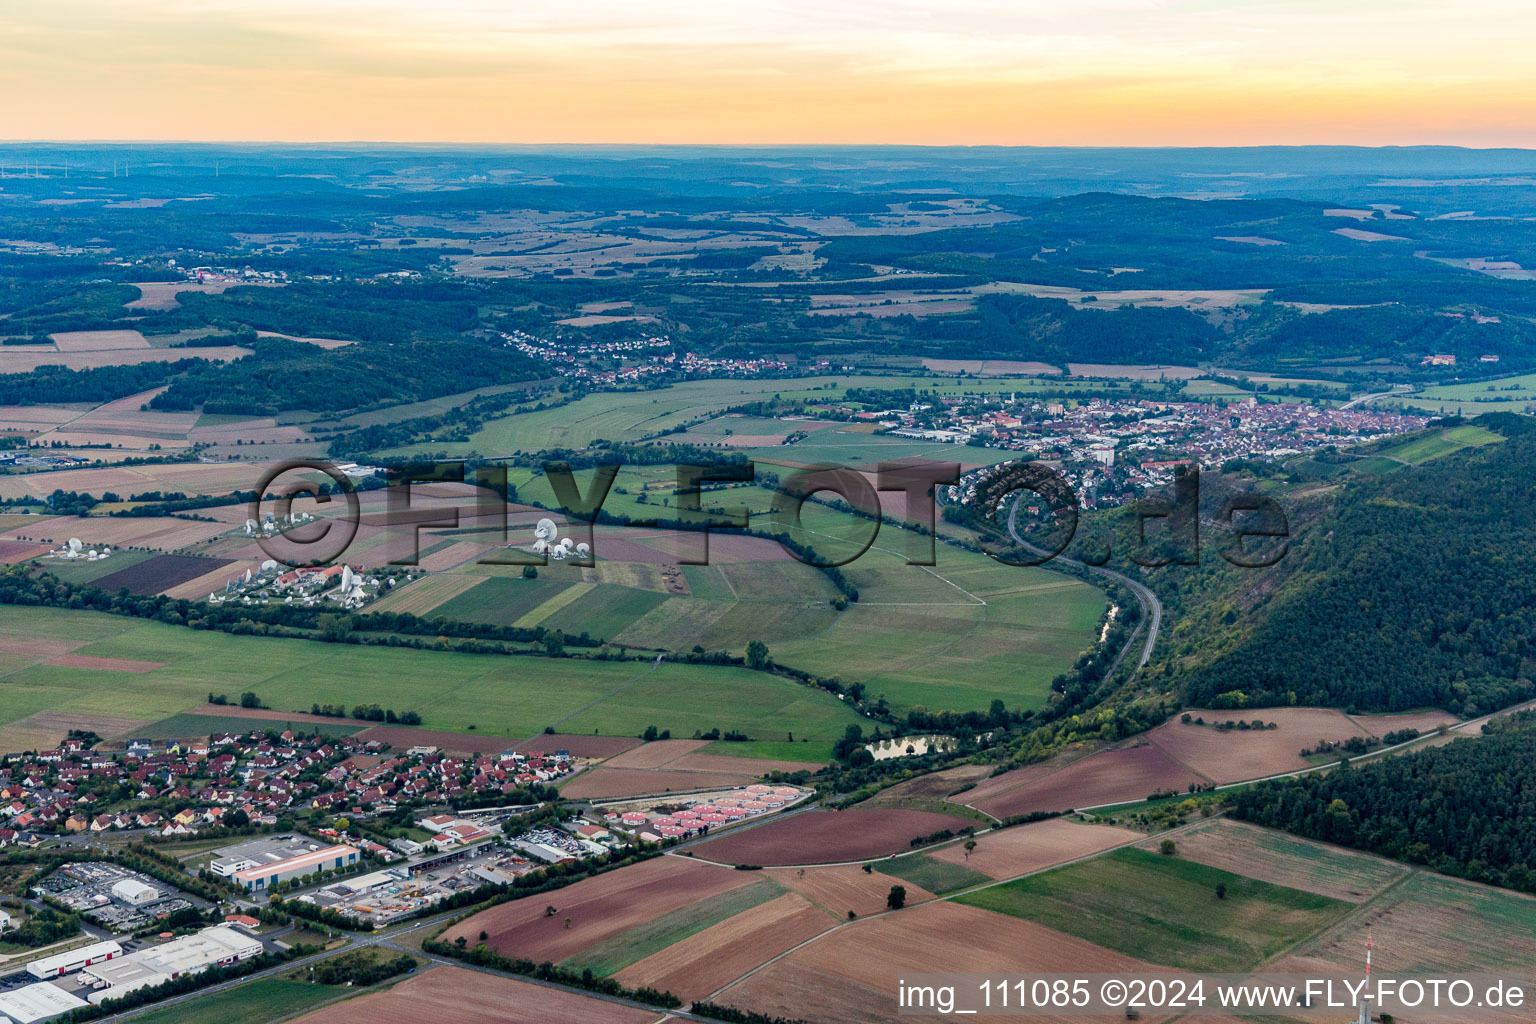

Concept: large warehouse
[[211, 837, 360, 891], [0, 982, 89, 1023], [81, 925, 264, 1004], [231, 844, 358, 891], [110, 878, 161, 906], [26, 939, 123, 978]]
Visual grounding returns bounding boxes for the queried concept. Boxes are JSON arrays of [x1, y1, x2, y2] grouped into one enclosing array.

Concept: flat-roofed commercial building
[[82, 926, 264, 1005], [232, 844, 357, 890], [26, 939, 122, 978], [0, 981, 89, 1023]]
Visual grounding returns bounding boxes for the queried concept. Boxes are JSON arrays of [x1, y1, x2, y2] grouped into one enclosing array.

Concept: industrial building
[[0, 982, 88, 1023], [110, 878, 161, 906], [210, 836, 360, 891], [80, 926, 263, 1005], [26, 939, 122, 978]]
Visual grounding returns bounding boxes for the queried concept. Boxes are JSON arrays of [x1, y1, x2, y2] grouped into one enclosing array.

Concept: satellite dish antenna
[[534, 518, 557, 542], [67, 538, 83, 552], [575, 542, 591, 558]]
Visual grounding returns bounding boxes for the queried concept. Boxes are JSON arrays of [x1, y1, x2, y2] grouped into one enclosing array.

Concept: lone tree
[[1215, 883, 1227, 900], [887, 885, 907, 910], [746, 640, 770, 670], [964, 839, 978, 861], [1159, 838, 1177, 856]]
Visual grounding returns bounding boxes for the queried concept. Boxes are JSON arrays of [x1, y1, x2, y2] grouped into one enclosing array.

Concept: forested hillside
[[1177, 414, 1536, 715], [1231, 712, 1536, 893]]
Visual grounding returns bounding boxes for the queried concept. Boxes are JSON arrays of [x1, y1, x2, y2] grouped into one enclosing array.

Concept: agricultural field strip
[[980, 708, 1485, 821], [695, 815, 1212, 1003], [793, 525, 987, 606], [547, 654, 665, 730]]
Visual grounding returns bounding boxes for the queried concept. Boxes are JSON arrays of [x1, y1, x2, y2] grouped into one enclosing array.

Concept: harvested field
[[0, 710, 149, 754], [512, 733, 641, 758], [716, 900, 1161, 1024], [666, 751, 824, 774], [1333, 227, 1411, 242], [1067, 363, 1203, 379], [367, 572, 486, 616], [0, 346, 250, 374], [1147, 707, 1372, 782], [766, 863, 936, 918], [1137, 819, 1408, 903], [921, 358, 1060, 376], [161, 558, 259, 601], [254, 331, 354, 349], [290, 965, 655, 1024], [443, 856, 755, 962], [0, 637, 78, 657], [125, 281, 239, 309], [601, 738, 709, 769], [613, 892, 832, 1001], [691, 807, 976, 866], [49, 329, 149, 351], [560, 767, 761, 800], [90, 553, 234, 595], [3, 513, 230, 550], [184, 703, 379, 727], [45, 654, 164, 674], [959, 848, 1351, 973], [1352, 709, 1460, 737], [415, 540, 499, 572], [863, 763, 994, 802], [0, 541, 50, 564], [353, 724, 516, 754], [929, 817, 1141, 881], [962, 743, 1204, 818], [1271, 870, 1536, 979], [562, 876, 784, 977]]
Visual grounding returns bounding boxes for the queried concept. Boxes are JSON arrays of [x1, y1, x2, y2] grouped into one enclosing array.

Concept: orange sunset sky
[[1, 0, 1534, 146]]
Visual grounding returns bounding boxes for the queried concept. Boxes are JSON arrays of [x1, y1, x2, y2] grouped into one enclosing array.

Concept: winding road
[[1007, 497, 1161, 674]]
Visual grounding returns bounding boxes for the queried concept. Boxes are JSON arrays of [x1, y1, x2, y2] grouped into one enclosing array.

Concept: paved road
[[1340, 384, 1414, 410], [1008, 498, 1161, 672]]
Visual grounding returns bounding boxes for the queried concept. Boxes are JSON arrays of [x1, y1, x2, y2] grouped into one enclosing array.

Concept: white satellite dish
[[260, 559, 278, 573], [534, 518, 558, 541], [575, 542, 591, 558], [66, 538, 83, 553]]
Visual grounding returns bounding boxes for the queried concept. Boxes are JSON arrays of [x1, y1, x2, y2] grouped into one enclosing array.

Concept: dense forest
[[148, 337, 548, 416], [1231, 712, 1536, 893], [1177, 414, 1536, 716]]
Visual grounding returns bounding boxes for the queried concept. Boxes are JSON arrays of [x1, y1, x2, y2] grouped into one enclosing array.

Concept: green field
[[385, 374, 1142, 460], [296, 477, 1106, 714], [1376, 432, 1466, 464], [876, 853, 991, 895], [0, 607, 869, 751], [1392, 372, 1536, 417], [956, 848, 1351, 972], [118, 978, 339, 1024], [561, 877, 785, 976], [430, 576, 575, 627], [34, 549, 155, 585]]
